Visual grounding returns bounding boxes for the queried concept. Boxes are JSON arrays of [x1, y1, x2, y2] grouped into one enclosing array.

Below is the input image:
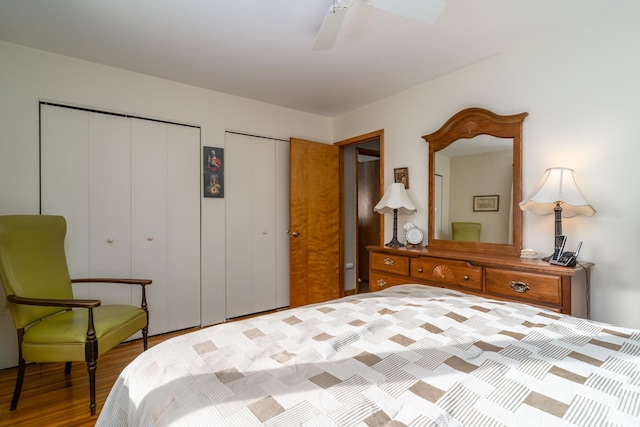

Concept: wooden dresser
[[367, 245, 593, 318]]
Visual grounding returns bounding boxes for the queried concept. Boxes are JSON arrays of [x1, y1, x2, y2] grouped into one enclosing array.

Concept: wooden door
[[289, 138, 341, 307]]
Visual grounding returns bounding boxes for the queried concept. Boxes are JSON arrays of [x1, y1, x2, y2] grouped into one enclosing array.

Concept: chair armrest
[[7, 294, 101, 308], [71, 278, 151, 312], [72, 278, 152, 286]]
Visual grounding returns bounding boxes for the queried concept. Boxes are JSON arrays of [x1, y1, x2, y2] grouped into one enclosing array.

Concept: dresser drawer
[[410, 257, 482, 291], [369, 272, 411, 291], [485, 268, 561, 305], [370, 252, 409, 276]]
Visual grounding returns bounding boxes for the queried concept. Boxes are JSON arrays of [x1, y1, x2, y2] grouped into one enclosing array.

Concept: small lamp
[[375, 183, 417, 247], [519, 167, 595, 260]]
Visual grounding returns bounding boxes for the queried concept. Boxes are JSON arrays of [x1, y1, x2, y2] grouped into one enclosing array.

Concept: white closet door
[[226, 134, 254, 318], [131, 119, 169, 335], [250, 137, 277, 314], [225, 133, 276, 318], [275, 140, 290, 308], [40, 105, 91, 297], [167, 124, 201, 330], [88, 112, 132, 304], [41, 105, 201, 332]]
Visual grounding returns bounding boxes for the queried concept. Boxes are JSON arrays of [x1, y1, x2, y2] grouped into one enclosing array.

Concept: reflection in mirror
[[423, 108, 528, 256], [434, 136, 513, 243]]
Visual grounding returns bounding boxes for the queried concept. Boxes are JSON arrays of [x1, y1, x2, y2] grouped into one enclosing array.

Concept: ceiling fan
[[313, 0, 447, 50]]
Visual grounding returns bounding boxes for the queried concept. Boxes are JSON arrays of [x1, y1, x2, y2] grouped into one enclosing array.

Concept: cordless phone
[[543, 235, 566, 262], [550, 241, 582, 267]]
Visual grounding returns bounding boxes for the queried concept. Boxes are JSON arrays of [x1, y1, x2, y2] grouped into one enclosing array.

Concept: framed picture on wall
[[204, 172, 224, 198], [394, 167, 409, 189], [203, 146, 224, 198], [473, 195, 499, 212], [204, 146, 223, 173]]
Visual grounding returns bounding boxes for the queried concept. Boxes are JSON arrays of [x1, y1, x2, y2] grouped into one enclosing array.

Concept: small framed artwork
[[203, 146, 224, 198], [394, 167, 409, 189], [204, 172, 224, 198], [473, 195, 499, 212], [204, 146, 223, 173]]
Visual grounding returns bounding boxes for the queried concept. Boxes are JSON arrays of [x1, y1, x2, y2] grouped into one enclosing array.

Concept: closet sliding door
[[40, 104, 201, 335], [89, 113, 133, 304], [225, 132, 289, 318], [166, 124, 201, 331], [41, 106, 133, 305]]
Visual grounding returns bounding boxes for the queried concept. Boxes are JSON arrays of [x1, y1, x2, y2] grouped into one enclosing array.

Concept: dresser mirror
[[422, 108, 528, 256]]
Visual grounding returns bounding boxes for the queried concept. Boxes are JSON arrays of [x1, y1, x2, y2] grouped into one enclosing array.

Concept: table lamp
[[519, 167, 595, 260], [375, 183, 417, 247]]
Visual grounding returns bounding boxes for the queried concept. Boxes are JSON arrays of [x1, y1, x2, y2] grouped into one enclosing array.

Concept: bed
[[96, 285, 640, 426]]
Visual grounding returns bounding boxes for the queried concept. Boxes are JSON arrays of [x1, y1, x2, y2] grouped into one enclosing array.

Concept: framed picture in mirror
[[473, 195, 499, 212]]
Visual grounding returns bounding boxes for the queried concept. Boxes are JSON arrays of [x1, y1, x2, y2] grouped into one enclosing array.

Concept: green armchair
[[451, 221, 481, 242], [0, 215, 151, 415]]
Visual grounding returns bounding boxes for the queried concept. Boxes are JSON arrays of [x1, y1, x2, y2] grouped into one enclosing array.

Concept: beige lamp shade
[[519, 167, 595, 217], [375, 183, 417, 215]]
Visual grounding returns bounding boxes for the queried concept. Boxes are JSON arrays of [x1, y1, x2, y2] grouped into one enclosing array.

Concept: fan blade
[[367, 0, 446, 24], [313, 4, 349, 50]]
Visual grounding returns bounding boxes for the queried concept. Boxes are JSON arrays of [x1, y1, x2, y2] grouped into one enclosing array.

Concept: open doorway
[[356, 148, 380, 293], [338, 131, 383, 295]]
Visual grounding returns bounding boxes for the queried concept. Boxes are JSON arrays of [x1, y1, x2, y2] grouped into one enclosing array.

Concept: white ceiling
[[0, 0, 635, 117]]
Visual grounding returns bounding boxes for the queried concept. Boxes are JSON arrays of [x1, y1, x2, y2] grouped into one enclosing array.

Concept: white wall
[[0, 41, 331, 369], [334, 3, 640, 329]]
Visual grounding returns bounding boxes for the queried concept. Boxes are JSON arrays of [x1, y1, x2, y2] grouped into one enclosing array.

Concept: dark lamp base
[[385, 238, 405, 248]]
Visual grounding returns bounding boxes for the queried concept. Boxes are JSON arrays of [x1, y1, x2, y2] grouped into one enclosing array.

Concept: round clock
[[405, 226, 423, 246]]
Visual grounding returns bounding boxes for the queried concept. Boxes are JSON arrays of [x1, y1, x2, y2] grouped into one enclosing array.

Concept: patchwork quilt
[[97, 285, 640, 426]]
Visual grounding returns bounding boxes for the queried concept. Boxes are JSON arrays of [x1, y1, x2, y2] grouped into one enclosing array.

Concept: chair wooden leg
[[87, 360, 97, 416], [64, 361, 72, 375], [85, 307, 99, 416], [10, 356, 25, 411], [10, 329, 26, 411], [142, 325, 149, 351]]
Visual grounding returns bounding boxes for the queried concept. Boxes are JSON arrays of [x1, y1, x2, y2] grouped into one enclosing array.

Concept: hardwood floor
[[0, 328, 197, 427]]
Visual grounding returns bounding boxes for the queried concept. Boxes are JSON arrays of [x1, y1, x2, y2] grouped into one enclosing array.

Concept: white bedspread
[[97, 285, 640, 426]]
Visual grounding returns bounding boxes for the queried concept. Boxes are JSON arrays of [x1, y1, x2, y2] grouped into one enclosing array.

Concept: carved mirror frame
[[422, 108, 528, 256]]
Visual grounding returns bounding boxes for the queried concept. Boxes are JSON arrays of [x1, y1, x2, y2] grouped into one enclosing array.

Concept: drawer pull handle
[[510, 281, 530, 293], [463, 275, 469, 281], [383, 258, 394, 266], [418, 268, 423, 273], [376, 279, 388, 288]]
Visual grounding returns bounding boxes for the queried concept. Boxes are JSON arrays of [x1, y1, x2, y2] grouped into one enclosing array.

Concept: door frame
[[335, 130, 385, 293]]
